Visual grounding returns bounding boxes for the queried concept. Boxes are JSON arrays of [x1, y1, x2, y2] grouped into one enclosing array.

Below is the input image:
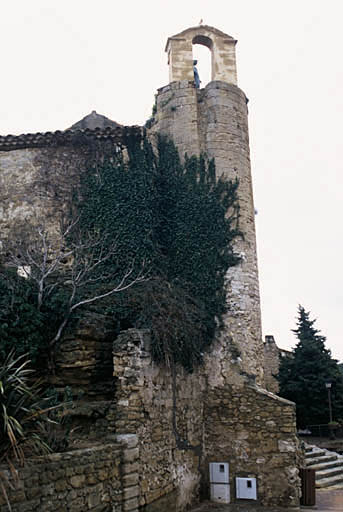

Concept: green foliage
[[43, 386, 75, 452], [0, 270, 68, 368], [144, 96, 157, 128], [77, 130, 240, 370], [0, 130, 240, 373], [0, 352, 68, 509], [0, 351, 55, 463], [278, 306, 343, 427]]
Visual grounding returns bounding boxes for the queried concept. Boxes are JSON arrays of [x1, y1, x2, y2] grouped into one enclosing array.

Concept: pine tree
[[278, 306, 343, 428]]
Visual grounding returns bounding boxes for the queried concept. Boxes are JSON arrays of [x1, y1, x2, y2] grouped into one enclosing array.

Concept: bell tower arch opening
[[165, 25, 238, 86], [192, 34, 212, 87]]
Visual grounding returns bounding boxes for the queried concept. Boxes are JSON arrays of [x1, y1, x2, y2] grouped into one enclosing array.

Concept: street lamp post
[[325, 381, 334, 439]]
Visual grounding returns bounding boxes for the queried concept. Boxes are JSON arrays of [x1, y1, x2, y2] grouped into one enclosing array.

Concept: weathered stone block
[[123, 473, 139, 487], [123, 496, 139, 511], [123, 485, 139, 500], [70, 475, 86, 488], [87, 491, 101, 508], [122, 462, 139, 475]]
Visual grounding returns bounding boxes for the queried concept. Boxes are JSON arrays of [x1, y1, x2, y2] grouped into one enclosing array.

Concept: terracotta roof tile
[[0, 125, 140, 152]]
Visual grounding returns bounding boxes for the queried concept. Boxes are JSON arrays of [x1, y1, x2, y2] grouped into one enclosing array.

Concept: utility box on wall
[[209, 462, 229, 484], [210, 483, 230, 503], [236, 477, 257, 500], [209, 463, 230, 504]]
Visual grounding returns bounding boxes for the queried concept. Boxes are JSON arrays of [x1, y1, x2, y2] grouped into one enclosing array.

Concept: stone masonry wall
[[0, 135, 123, 243], [0, 145, 86, 241], [0, 437, 140, 512], [1, 81, 263, 387], [263, 335, 281, 394], [149, 80, 263, 385], [0, 329, 301, 512], [111, 329, 301, 511], [203, 385, 301, 509], [111, 329, 205, 511], [51, 312, 117, 400]]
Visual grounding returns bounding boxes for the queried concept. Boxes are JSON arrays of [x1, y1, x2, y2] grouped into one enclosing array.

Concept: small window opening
[[219, 464, 225, 473], [247, 480, 252, 488]]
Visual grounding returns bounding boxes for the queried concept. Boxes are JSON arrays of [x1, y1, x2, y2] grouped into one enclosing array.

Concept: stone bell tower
[[150, 25, 263, 385], [166, 25, 238, 85]]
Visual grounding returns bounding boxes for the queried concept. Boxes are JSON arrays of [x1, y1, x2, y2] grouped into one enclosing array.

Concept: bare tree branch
[[3, 218, 147, 370]]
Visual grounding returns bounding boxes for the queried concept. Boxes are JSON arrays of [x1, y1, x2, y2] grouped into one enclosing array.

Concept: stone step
[[305, 444, 343, 489], [309, 459, 343, 472], [304, 443, 343, 489], [305, 446, 315, 453], [316, 465, 343, 481], [316, 473, 343, 488], [305, 448, 327, 459], [306, 454, 338, 466]]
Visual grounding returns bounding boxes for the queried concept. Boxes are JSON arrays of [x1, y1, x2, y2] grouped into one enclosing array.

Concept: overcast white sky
[[1, 0, 343, 360]]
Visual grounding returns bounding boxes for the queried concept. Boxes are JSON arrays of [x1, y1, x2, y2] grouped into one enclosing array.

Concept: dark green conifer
[[278, 306, 343, 427]]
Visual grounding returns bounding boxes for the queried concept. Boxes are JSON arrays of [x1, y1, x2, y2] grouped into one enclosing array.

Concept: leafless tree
[[3, 218, 146, 370]]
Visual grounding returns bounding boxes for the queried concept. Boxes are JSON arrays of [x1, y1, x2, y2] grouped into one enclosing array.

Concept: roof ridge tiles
[[0, 125, 142, 152]]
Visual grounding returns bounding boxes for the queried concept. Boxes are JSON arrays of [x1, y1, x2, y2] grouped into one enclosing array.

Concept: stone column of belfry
[[149, 25, 264, 385]]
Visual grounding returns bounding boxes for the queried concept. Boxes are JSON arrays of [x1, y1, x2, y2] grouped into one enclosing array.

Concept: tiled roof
[[69, 110, 121, 131], [0, 125, 139, 152], [0, 110, 142, 152]]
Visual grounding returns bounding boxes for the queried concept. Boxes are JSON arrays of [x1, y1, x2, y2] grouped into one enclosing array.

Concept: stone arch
[[165, 25, 237, 85], [192, 34, 213, 50]]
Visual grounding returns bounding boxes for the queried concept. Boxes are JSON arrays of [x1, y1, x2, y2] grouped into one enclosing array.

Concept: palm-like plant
[[0, 350, 54, 464], [0, 351, 60, 509]]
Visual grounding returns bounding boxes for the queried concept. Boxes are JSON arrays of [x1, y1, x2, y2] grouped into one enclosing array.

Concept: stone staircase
[[305, 442, 343, 488]]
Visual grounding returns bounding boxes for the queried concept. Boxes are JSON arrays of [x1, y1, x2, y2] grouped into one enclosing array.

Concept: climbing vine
[[77, 128, 241, 370], [0, 269, 68, 367], [0, 129, 241, 372]]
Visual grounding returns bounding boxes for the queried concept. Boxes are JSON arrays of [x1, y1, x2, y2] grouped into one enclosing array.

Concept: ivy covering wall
[[77, 129, 241, 370], [0, 129, 241, 372]]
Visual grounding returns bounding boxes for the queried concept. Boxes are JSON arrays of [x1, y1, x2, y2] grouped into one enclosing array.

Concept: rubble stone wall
[[51, 313, 117, 400], [0, 437, 140, 512], [0, 145, 87, 241], [0, 134, 124, 242], [111, 329, 301, 511], [112, 329, 205, 511], [203, 384, 301, 508]]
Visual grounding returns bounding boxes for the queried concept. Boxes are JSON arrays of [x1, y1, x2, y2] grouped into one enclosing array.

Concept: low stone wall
[[204, 385, 301, 508], [0, 437, 139, 512], [0, 330, 301, 512]]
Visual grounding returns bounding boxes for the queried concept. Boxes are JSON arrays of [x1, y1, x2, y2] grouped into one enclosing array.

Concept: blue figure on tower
[[193, 60, 201, 88]]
